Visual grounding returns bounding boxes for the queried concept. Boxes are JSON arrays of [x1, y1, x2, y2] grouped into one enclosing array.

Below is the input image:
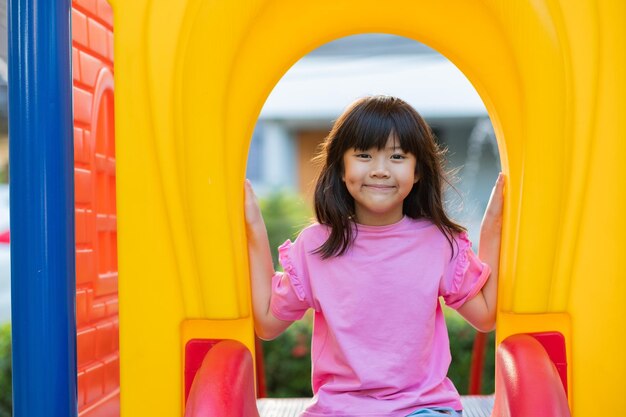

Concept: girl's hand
[[244, 179, 264, 228], [481, 173, 505, 233], [244, 179, 292, 340], [459, 173, 505, 332]]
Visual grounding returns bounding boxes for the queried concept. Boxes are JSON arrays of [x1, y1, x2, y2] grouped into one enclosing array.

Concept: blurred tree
[[259, 191, 312, 269]]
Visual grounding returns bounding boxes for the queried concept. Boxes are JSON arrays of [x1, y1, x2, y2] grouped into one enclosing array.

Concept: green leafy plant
[[0, 323, 12, 417], [262, 317, 313, 398], [259, 191, 312, 270], [259, 191, 314, 397], [444, 307, 495, 394]]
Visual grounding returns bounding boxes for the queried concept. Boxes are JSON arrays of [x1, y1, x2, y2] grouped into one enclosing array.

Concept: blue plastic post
[[8, 0, 77, 415]]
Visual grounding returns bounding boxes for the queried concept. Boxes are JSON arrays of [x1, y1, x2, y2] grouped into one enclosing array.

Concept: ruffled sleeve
[[269, 238, 313, 321], [439, 232, 491, 310]]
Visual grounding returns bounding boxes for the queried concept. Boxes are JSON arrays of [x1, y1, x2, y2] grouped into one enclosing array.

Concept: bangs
[[337, 98, 424, 156], [347, 113, 396, 151]]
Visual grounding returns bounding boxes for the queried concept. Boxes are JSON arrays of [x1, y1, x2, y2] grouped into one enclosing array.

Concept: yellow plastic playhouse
[[110, 1, 625, 416]]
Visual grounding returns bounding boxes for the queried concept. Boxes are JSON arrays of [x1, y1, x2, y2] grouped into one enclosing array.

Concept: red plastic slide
[[493, 334, 571, 417], [184, 340, 260, 417]]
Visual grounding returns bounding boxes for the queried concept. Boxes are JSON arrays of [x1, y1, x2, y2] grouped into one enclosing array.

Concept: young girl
[[245, 95, 504, 417]]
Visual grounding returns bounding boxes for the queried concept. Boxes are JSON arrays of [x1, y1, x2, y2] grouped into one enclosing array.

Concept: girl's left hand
[[462, 173, 504, 332], [481, 173, 505, 233]]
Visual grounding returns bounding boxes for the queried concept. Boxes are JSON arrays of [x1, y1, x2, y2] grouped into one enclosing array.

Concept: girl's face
[[342, 135, 418, 226]]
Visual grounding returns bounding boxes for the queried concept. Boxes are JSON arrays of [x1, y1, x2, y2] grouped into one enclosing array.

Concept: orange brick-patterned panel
[[72, 0, 119, 415]]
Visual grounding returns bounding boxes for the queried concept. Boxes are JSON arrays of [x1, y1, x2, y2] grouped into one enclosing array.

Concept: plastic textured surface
[[493, 334, 570, 417], [72, 0, 120, 414]]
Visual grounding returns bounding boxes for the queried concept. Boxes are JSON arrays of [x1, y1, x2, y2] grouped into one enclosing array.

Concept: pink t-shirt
[[270, 216, 490, 417]]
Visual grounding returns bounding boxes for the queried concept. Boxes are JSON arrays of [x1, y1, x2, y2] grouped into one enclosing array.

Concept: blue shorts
[[405, 407, 462, 417]]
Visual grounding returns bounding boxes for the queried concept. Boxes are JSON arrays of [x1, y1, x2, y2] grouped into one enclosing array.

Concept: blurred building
[[248, 34, 500, 235]]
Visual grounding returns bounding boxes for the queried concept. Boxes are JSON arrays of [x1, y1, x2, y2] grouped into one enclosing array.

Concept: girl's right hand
[[244, 179, 264, 228], [244, 179, 292, 340]]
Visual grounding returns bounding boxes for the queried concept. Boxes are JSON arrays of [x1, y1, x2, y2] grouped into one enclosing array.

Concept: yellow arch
[[112, 1, 625, 416]]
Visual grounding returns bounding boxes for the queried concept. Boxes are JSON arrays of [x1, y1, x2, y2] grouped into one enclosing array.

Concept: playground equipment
[[9, 0, 625, 416]]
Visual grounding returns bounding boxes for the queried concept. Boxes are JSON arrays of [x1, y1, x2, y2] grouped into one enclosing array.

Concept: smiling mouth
[[363, 184, 396, 190]]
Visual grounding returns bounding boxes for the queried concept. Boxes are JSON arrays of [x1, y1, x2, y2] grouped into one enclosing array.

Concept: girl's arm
[[244, 180, 294, 340], [457, 173, 505, 332]]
